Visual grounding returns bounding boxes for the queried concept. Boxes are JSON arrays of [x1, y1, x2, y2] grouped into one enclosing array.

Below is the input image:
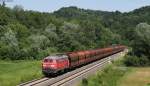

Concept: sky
[[4, 0, 150, 13]]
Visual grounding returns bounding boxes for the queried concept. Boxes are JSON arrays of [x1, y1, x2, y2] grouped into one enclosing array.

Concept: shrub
[[124, 55, 150, 66], [80, 65, 128, 86]]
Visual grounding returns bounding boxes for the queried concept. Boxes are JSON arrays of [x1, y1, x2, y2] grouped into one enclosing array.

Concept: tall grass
[[80, 60, 130, 86], [0, 60, 43, 86]]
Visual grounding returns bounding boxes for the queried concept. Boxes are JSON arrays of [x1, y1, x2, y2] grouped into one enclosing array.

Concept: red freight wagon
[[84, 50, 91, 63], [67, 52, 79, 67], [77, 51, 86, 65]]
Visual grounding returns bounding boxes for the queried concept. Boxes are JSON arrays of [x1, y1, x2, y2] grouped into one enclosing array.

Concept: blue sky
[[5, 0, 150, 12]]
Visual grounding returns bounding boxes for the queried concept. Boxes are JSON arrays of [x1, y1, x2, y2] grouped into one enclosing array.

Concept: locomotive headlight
[[42, 64, 47, 67], [50, 64, 55, 68]]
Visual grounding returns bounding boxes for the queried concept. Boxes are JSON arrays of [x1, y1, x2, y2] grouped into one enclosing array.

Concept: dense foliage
[[124, 55, 150, 66], [0, 5, 150, 64]]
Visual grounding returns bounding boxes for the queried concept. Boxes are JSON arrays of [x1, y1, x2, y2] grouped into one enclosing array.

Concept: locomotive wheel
[[43, 72, 50, 77]]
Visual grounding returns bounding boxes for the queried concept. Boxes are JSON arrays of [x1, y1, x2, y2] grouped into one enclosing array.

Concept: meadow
[[0, 60, 43, 86], [79, 59, 150, 86], [79, 64, 130, 86], [119, 67, 150, 86]]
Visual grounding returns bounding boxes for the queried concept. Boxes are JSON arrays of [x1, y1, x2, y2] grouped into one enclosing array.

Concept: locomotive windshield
[[45, 54, 68, 60]]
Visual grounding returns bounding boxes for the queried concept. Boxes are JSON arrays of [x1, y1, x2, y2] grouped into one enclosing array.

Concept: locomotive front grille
[[42, 68, 58, 74]]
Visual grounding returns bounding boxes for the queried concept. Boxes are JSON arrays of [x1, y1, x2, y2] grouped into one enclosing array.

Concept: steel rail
[[50, 59, 108, 86]]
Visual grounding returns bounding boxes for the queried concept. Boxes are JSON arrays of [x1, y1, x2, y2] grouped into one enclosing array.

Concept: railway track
[[19, 50, 128, 86], [50, 58, 108, 86], [19, 78, 49, 86]]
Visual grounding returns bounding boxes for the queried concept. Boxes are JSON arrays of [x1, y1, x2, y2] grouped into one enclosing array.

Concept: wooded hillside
[[0, 5, 149, 65]]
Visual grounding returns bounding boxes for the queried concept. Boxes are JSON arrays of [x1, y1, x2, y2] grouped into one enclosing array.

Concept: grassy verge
[[79, 60, 130, 86], [79, 58, 150, 86], [119, 67, 150, 86], [0, 60, 43, 86]]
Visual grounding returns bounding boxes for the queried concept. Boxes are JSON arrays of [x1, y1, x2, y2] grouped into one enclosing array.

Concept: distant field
[[0, 60, 43, 86], [79, 64, 130, 86], [119, 67, 150, 86], [79, 66, 150, 86]]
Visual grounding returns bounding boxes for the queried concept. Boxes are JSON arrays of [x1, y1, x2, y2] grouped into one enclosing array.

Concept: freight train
[[42, 45, 126, 76]]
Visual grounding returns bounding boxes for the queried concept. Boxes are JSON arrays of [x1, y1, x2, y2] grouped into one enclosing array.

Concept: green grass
[[79, 60, 130, 86], [80, 66, 129, 86], [0, 60, 43, 86], [79, 58, 150, 86], [118, 67, 150, 86]]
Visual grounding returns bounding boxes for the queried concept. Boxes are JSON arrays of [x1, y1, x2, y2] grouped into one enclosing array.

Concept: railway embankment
[[79, 50, 150, 86], [79, 58, 130, 86]]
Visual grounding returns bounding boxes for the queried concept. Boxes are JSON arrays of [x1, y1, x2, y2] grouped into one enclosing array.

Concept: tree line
[[0, 5, 150, 66]]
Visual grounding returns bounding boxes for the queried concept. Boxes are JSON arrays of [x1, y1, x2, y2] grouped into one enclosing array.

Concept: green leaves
[[0, 6, 150, 61], [135, 23, 150, 43], [132, 23, 150, 57], [28, 35, 50, 49]]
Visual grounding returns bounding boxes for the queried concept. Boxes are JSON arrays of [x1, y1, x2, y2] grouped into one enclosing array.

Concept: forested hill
[[54, 6, 112, 19], [0, 5, 150, 63]]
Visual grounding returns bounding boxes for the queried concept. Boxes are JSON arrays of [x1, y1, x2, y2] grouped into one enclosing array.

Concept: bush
[[124, 55, 150, 66], [80, 65, 128, 86]]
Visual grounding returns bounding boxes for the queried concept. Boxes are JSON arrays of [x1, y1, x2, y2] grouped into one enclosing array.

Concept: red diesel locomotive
[[42, 45, 126, 76]]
